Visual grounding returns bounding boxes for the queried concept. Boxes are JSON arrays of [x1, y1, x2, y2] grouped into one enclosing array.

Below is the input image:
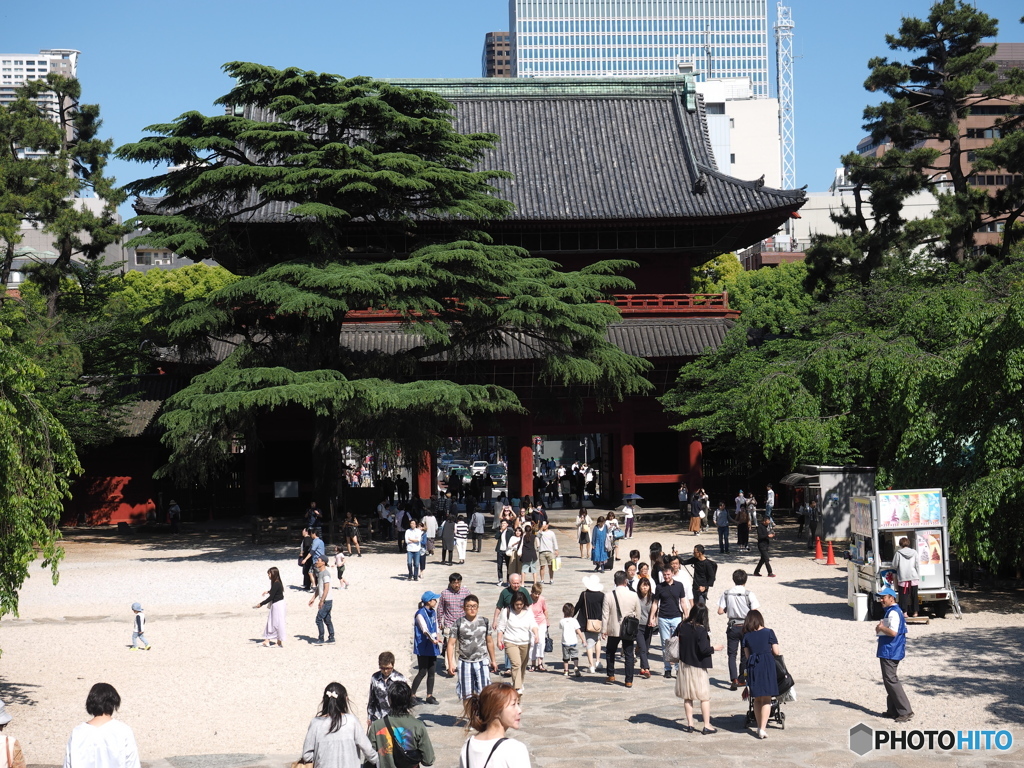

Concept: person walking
[[300, 528, 314, 591], [410, 592, 442, 705], [674, 604, 724, 734], [806, 500, 821, 551], [496, 592, 540, 695], [405, 519, 423, 581], [167, 499, 181, 534], [714, 502, 731, 555], [459, 683, 531, 768], [506, 526, 524, 577], [440, 514, 457, 566], [128, 603, 150, 651], [735, 499, 751, 552], [495, 520, 514, 586], [601, 570, 640, 687], [649, 566, 690, 679], [717, 569, 759, 690], [308, 557, 335, 644], [447, 595, 497, 700], [621, 499, 637, 539], [341, 512, 362, 557], [518, 523, 540, 586], [875, 586, 913, 722], [536, 521, 559, 585], [301, 682, 378, 768], [438, 573, 471, 661], [527, 583, 549, 672], [254, 566, 286, 648], [634, 577, 655, 679], [63, 684, 140, 768], [678, 484, 689, 523], [574, 574, 606, 674], [765, 484, 775, 521], [741, 610, 781, 740], [367, 653, 408, 727], [469, 508, 487, 553], [682, 545, 718, 618], [753, 515, 776, 578], [575, 509, 593, 558], [455, 515, 470, 564], [367, 681, 434, 768], [895, 538, 921, 618], [590, 516, 609, 572], [303, 529, 326, 583]]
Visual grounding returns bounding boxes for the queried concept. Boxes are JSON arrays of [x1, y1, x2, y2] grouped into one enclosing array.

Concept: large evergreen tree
[[117, 63, 650, 499]]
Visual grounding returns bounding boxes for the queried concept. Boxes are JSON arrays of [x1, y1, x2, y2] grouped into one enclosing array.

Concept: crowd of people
[[6, 478, 930, 768]]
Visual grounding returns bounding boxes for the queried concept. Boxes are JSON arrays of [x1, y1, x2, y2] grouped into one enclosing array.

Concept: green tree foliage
[[12, 74, 130, 316], [117, 63, 650, 499], [0, 324, 81, 622], [691, 252, 742, 293], [805, 1, 1024, 293]]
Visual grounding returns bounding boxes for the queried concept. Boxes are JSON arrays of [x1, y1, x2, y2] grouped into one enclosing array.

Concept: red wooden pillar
[[519, 438, 534, 501], [688, 436, 704, 490], [416, 450, 433, 501], [620, 405, 636, 496]]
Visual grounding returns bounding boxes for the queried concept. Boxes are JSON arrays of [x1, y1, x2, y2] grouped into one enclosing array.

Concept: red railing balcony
[[345, 293, 737, 322]]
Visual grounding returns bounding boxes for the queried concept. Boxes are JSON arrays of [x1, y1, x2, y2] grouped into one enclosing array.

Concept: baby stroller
[[744, 655, 793, 731]]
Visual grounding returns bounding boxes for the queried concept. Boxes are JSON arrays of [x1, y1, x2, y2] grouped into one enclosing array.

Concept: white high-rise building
[[510, 0, 770, 96], [0, 49, 80, 160]]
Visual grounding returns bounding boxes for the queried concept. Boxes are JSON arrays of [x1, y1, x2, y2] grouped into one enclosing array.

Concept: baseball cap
[[876, 586, 898, 599], [131, 602, 143, 611], [421, 591, 441, 602]]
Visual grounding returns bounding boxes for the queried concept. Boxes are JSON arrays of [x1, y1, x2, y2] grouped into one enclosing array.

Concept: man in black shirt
[[682, 545, 718, 607], [649, 567, 691, 678]]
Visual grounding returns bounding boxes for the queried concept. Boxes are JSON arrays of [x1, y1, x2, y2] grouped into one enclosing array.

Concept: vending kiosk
[[847, 488, 961, 620]]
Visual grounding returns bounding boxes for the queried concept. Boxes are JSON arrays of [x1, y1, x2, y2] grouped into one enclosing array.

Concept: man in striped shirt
[[454, 515, 470, 564], [446, 594, 497, 700]]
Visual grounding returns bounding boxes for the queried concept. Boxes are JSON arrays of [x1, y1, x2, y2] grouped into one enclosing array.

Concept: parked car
[[486, 464, 507, 487]]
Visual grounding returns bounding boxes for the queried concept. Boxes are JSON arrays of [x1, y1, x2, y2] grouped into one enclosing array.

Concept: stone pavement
[[19, 511, 1022, 768]]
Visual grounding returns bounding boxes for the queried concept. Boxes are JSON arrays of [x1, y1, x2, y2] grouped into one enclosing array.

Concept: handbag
[[384, 715, 424, 768], [583, 599, 602, 633], [544, 632, 553, 653], [612, 528, 625, 540], [614, 591, 639, 642], [552, 556, 561, 572], [665, 635, 680, 664], [774, 654, 794, 694]]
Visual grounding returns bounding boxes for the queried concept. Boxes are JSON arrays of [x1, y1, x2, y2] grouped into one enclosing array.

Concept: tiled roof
[[166, 318, 730, 366], [136, 76, 804, 225]]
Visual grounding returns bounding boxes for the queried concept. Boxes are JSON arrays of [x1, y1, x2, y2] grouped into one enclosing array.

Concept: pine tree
[[117, 63, 651, 499]]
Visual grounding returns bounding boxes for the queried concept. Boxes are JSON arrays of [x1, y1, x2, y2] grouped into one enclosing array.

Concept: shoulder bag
[[384, 715, 424, 768], [614, 591, 639, 642], [583, 598, 602, 633]]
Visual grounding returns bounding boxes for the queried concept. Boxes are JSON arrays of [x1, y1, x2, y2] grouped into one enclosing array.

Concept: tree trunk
[[0, 241, 15, 307], [312, 412, 342, 511]]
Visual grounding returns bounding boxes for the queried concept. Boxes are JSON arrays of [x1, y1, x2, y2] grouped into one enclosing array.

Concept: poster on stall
[[916, 529, 942, 577], [877, 489, 943, 528], [851, 497, 872, 537]]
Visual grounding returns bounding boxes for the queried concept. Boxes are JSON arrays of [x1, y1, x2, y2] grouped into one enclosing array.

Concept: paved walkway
[[16, 512, 1022, 768]]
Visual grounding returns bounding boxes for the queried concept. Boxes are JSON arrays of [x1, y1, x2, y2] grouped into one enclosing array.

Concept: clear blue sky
[[1, 0, 1022, 212]]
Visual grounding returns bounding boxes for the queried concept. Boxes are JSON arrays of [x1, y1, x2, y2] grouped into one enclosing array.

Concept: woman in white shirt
[[64, 684, 140, 768], [460, 683, 531, 768], [496, 592, 539, 695], [405, 519, 423, 581], [575, 509, 593, 559], [301, 682, 378, 768]]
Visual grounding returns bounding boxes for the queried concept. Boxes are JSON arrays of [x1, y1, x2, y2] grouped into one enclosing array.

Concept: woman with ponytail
[[459, 683, 531, 768], [301, 683, 378, 768]]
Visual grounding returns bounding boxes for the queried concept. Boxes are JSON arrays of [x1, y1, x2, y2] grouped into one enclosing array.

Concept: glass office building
[[511, 0, 770, 96]]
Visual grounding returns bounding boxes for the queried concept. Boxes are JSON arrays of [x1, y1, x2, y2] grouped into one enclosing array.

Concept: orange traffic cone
[[814, 536, 824, 560], [826, 540, 836, 565]]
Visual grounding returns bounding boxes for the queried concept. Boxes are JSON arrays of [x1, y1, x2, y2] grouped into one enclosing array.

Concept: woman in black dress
[[741, 609, 781, 739], [674, 604, 725, 733]]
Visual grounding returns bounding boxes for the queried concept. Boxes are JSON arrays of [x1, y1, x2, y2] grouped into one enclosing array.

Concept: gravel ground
[[1, 516, 1021, 765]]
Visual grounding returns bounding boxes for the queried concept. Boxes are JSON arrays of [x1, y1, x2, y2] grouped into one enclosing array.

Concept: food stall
[[847, 488, 961, 620]]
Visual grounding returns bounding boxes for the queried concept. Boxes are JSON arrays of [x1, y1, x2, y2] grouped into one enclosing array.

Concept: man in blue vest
[[875, 585, 913, 722]]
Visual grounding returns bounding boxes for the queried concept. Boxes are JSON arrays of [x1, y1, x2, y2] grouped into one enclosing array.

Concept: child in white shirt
[[558, 602, 585, 676], [332, 546, 349, 589]]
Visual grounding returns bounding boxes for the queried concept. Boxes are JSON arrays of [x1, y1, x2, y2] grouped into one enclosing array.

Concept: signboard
[[876, 489, 942, 528], [916, 528, 943, 578], [850, 496, 873, 538]]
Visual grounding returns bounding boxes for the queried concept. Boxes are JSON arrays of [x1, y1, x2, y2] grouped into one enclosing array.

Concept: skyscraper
[[482, 32, 513, 77], [0, 49, 80, 161], [510, 0, 770, 96]]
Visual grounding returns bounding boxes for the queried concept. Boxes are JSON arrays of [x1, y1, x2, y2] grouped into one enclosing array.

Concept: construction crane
[[775, 2, 796, 192]]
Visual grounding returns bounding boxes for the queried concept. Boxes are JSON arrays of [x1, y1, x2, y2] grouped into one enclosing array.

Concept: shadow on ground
[[911, 625, 1024, 724], [0, 679, 41, 706]]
